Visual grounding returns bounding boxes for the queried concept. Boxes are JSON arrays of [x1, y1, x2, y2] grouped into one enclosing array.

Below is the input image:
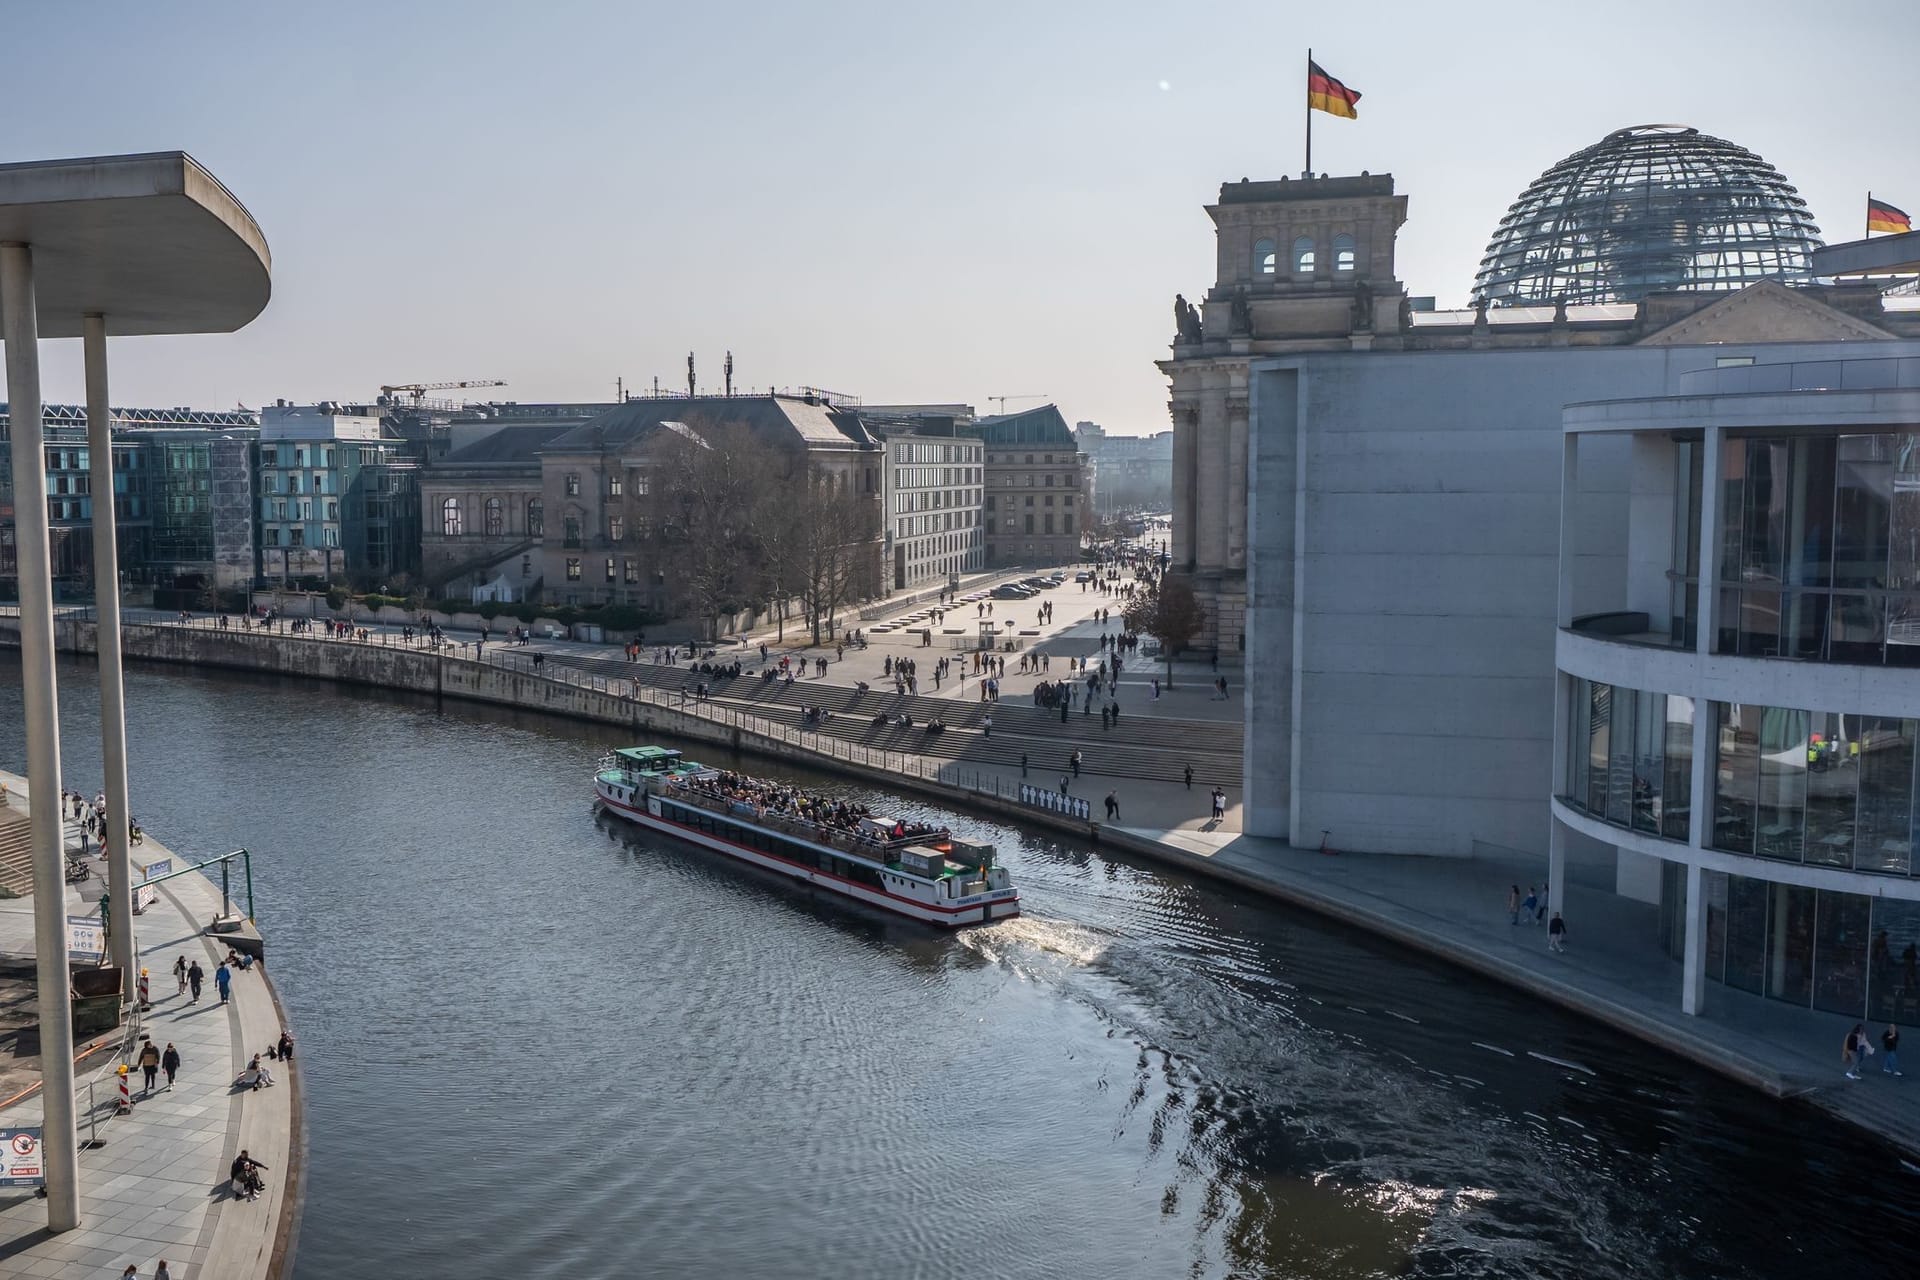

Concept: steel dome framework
[[1471, 124, 1823, 307]]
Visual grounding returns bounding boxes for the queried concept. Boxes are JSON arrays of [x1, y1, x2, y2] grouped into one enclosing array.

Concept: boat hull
[[595, 783, 1020, 928]]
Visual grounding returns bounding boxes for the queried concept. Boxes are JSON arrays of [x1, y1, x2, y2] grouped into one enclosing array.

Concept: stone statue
[[1350, 279, 1372, 332], [1230, 287, 1252, 336], [1173, 293, 1203, 344]]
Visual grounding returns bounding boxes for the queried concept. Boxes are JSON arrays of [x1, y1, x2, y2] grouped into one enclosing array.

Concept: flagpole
[[1867, 191, 1872, 238], [1304, 48, 1313, 177]]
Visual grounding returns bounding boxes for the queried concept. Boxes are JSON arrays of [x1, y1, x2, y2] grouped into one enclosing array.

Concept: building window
[[1063, 515, 1074, 535], [484, 496, 504, 537], [624, 557, 638, 584], [565, 473, 580, 496], [264, 528, 279, 547], [1334, 233, 1356, 273], [609, 474, 623, 498], [442, 497, 462, 537], [328, 500, 339, 521], [609, 516, 624, 542], [566, 558, 581, 581], [527, 497, 543, 537], [1254, 238, 1276, 276], [522, 555, 532, 578], [290, 527, 305, 547], [635, 470, 650, 496], [605, 558, 616, 583], [1293, 236, 1315, 273]]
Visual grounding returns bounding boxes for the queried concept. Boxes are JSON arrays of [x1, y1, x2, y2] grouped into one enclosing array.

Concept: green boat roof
[[615, 746, 682, 765]]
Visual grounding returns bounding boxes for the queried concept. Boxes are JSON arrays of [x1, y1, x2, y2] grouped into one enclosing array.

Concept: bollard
[[137, 966, 150, 1011], [116, 1064, 131, 1114]]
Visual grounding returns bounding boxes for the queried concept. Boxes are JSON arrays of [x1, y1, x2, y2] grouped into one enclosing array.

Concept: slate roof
[[546, 395, 876, 453], [437, 422, 574, 466], [972, 403, 1077, 447]]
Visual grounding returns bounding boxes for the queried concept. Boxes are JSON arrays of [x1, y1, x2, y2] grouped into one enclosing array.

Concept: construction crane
[[988, 393, 1049, 413], [378, 379, 507, 409]]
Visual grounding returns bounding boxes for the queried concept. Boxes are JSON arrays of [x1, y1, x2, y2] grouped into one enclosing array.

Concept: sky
[[4, 0, 1915, 433]]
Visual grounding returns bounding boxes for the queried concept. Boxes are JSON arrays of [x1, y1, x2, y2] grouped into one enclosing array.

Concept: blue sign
[[0, 1128, 43, 1187]]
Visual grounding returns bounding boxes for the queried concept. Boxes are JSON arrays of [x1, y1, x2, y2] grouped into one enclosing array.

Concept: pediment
[[1637, 280, 1895, 346]]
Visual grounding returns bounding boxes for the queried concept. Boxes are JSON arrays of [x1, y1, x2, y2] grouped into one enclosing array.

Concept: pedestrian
[[156, 1261, 173, 1280], [984, 715, 993, 738], [187, 960, 204, 1005], [1521, 886, 1539, 924], [1104, 791, 1119, 820], [1536, 882, 1549, 925], [1109, 701, 1120, 726], [1020, 752, 1028, 778], [1507, 885, 1520, 926], [161, 1041, 181, 1090], [173, 954, 188, 994], [137, 1035, 160, 1093], [215, 961, 232, 1005], [1547, 911, 1567, 953], [1845, 1025, 1869, 1080], [121, 1267, 138, 1279], [1059, 775, 1070, 796], [1210, 786, 1225, 820], [1070, 749, 1082, 777], [1882, 1023, 1903, 1077], [1183, 763, 1193, 791]]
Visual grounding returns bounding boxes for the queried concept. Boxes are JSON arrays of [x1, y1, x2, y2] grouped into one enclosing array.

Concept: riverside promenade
[[0, 771, 296, 1280], [8, 583, 1919, 1163]]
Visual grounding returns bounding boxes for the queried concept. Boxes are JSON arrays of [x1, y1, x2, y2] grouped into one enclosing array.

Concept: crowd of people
[[682, 770, 949, 849]]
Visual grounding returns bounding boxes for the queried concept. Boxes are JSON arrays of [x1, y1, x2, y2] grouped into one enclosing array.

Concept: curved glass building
[[1472, 124, 1824, 306]]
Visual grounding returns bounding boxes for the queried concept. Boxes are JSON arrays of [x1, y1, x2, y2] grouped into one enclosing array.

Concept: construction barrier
[[115, 1065, 130, 1115], [1018, 782, 1091, 822]]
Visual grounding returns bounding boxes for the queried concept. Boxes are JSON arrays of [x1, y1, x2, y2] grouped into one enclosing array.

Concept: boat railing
[[661, 781, 893, 859]]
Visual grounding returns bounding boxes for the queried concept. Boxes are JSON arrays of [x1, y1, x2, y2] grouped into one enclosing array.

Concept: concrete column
[[1225, 394, 1249, 572], [1, 242, 80, 1232], [1690, 696, 1712, 853], [1547, 817, 1566, 917], [1195, 392, 1229, 576], [1696, 426, 1723, 656], [1170, 397, 1197, 570], [84, 316, 135, 987], [1681, 860, 1708, 1015], [1556, 433, 1579, 628]]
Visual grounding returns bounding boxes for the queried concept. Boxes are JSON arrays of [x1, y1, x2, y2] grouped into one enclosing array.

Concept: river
[[1, 655, 1916, 1278]]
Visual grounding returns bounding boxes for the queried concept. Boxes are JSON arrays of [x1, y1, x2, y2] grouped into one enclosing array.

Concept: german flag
[[1308, 60, 1360, 119], [1868, 197, 1912, 235]]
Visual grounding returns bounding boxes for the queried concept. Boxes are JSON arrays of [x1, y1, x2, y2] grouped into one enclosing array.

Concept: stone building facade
[[419, 424, 572, 600], [975, 404, 1089, 567]]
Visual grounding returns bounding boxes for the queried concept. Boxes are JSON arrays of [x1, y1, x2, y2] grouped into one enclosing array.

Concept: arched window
[[441, 497, 463, 537], [1292, 236, 1316, 274], [1333, 233, 1356, 273], [1254, 238, 1276, 276], [483, 496, 503, 537], [526, 497, 543, 537]]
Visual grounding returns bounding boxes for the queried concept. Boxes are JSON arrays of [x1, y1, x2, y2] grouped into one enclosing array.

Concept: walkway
[[0, 772, 294, 1280], [1111, 823, 1920, 1161]]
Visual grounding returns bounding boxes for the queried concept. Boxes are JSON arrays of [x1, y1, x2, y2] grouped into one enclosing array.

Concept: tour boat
[[593, 745, 1019, 927]]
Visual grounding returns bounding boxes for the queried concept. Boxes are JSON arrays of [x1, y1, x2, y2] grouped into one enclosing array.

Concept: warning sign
[[0, 1128, 43, 1186]]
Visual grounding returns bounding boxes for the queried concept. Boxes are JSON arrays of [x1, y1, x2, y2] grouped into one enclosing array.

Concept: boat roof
[[615, 746, 683, 765]]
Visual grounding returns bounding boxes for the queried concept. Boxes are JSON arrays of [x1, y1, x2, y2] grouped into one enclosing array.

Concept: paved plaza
[[0, 773, 291, 1280]]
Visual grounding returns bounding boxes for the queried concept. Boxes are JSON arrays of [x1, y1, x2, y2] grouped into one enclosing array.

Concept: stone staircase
[[0, 804, 36, 896], [521, 649, 1243, 785]]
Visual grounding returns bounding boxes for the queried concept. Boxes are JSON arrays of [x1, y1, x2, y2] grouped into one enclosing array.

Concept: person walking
[[187, 960, 205, 1005], [215, 960, 232, 1005], [155, 1261, 174, 1280], [1070, 750, 1082, 778], [1059, 775, 1071, 796], [1210, 786, 1226, 821], [136, 1036, 161, 1094], [1520, 886, 1539, 925], [1104, 791, 1120, 821], [1507, 885, 1521, 926], [1845, 1025, 1869, 1080], [983, 715, 993, 738], [1020, 752, 1028, 778], [173, 954, 188, 994], [161, 1042, 181, 1090], [1881, 1023, 1903, 1077], [1547, 911, 1568, 953]]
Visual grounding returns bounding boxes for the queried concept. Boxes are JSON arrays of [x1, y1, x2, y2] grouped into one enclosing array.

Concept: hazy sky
[[6, 1, 1914, 433]]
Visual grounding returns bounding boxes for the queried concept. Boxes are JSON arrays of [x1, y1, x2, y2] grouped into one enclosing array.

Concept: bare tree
[[1122, 574, 1205, 688], [644, 421, 778, 638], [790, 465, 880, 645]]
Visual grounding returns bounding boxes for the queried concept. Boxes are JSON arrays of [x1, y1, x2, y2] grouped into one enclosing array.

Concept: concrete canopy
[[1813, 229, 1920, 278], [0, 151, 270, 337]]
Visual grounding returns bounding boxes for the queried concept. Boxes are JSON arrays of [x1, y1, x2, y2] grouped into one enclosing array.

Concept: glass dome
[[1471, 124, 1823, 307]]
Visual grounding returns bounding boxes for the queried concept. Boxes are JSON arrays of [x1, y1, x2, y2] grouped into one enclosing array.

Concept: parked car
[[1074, 571, 1094, 583]]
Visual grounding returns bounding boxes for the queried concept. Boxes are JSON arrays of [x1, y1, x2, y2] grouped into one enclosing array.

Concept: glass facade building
[[1473, 125, 1823, 307], [1554, 349, 1920, 1029]]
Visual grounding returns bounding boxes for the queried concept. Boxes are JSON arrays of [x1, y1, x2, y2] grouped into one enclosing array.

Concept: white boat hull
[[595, 782, 1020, 928]]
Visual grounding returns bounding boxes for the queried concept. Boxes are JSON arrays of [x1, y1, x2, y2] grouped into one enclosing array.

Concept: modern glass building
[[1555, 350, 1920, 1025], [1473, 125, 1824, 307]]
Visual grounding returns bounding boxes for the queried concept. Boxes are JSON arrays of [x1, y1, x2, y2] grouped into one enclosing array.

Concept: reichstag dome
[[1471, 124, 1824, 306]]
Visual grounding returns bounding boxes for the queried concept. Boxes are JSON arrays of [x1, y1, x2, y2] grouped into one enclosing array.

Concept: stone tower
[[1158, 173, 1409, 653]]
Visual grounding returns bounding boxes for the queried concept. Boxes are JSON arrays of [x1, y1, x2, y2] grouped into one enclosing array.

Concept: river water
[[1, 655, 1916, 1279]]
